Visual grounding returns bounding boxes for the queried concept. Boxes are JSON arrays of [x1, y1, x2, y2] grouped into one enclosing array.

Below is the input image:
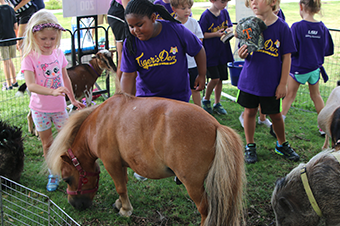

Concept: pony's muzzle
[[68, 195, 93, 210]]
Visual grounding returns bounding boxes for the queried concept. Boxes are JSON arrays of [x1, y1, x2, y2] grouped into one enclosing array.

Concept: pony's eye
[[63, 177, 71, 185]]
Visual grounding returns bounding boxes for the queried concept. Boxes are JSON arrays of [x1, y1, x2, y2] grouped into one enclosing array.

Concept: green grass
[[45, 0, 62, 10]]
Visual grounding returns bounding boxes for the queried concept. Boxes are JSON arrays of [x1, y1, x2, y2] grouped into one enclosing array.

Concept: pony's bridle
[[67, 148, 100, 195], [300, 150, 340, 218]]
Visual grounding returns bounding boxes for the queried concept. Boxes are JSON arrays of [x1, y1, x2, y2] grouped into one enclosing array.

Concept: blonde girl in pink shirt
[[21, 10, 85, 192]]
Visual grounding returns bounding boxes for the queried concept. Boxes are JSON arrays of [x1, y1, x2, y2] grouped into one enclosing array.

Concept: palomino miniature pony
[[46, 93, 246, 226], [318, 85, 340, 149], [271, 146, 340, 226]]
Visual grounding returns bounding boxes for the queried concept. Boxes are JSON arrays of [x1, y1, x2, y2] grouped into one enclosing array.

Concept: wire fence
[[0, 176, 80, 226], [0, 22, 117, 127], [0, 24, 339, 127]]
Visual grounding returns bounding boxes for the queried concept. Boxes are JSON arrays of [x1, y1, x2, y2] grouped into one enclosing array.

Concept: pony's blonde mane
[[46, 106, 97, 175]]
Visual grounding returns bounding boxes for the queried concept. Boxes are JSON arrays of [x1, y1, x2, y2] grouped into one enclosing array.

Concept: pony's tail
[[46, 106, 97, 175], [204, 126, 246, 226]]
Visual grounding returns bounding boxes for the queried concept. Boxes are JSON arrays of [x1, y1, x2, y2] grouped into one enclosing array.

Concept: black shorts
[[236, 90, 282, 114], [206, 64, 228, 80], [189, 67, 198, 89], [17, 6, 36, 24], [108, 0, 126, 42]]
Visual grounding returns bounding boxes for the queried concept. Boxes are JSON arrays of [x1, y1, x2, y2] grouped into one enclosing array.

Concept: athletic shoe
[[239, 112, 244, 128], [174, 176, 182, 185], [12, 82, 18, 88], [269, 125, 277, 139], [133, 172, 147, 181], [258, 117, 272, 128], [201, 99, 213, 114], [46, 175, 59, 192], [275, 141, 300, 162], [318, 128, 326, 136], [213, 103, 227, 115], [245, 143, 257, 164]]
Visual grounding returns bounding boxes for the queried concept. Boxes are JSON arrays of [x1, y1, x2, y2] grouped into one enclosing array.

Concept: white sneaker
[[16, 71, 25, 80], [257, 117, 272, 128], [239, 112, 244, 128], [133, 172, 147, 181]]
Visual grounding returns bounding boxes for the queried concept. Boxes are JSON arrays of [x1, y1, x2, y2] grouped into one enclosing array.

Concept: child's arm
[[121, 72, 137, 95], [62, 67, 85, 109], [194, 47, 206, 91], [276, 53, 291, 99], [121, 0, 130, 9], [13, 0, 30, 12], [13, 22, 18, 31], [203, 29, 225, 39], [25, 70, 69, 97]]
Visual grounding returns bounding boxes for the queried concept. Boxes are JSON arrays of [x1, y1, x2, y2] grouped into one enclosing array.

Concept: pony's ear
[[278, 197, 294, 213], [61, 153, 73, 166]]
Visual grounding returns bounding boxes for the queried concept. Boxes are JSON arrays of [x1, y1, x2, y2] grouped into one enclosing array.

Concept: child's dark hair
[[124, 0, 180, 56], [300, 0, 321, 14]]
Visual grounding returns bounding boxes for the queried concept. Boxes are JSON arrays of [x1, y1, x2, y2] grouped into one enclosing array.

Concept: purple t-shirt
[[290, 20, 334, 75], [153, 0, 175, 18], [121, 20, 202, 102], [199, 9, 234, 67], [276, 9, 285, 21], [237, 18, 296, 97]]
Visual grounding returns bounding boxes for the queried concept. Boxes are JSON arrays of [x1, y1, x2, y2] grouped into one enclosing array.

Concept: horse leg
[[323, 134, 329, 149], [84, 89, 92, 107], [109, 166, 133, 217], [185, 184, 208, 226]]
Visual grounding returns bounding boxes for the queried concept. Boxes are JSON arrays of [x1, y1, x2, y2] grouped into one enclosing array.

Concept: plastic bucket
[[227, 61, 244, 86]]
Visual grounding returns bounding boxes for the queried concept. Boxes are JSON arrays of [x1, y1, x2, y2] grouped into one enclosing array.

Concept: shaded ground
[[81, 203, 277, 226]]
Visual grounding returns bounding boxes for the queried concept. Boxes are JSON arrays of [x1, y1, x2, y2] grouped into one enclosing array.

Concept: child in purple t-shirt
[[154, 0, 176, 18], [121, 0, 206, 182], [281, 0, 334, 135], [237, 0, 299, 164], [121, 0, 206, 102], [199, 0, 234, 115]]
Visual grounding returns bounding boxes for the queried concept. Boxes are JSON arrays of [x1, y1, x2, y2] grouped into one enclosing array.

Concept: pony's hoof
[[113, 199, 122, 210], [119, 208, 133, 217]]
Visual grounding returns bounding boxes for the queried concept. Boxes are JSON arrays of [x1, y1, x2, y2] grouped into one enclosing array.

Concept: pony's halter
[[300, 167, 323, 217], [300, 151, 340, 218], [66, 148, 100, 195]]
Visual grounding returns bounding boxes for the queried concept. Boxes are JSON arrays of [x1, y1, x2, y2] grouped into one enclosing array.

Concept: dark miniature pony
[[46, 93, 246, 226], [271, 146, 340, 226], [0, 121, 24, 182]]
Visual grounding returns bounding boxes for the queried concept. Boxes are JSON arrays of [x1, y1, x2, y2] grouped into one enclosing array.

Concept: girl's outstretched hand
[[238, 45, 249, 59], [71, 100, 86, 110], [51, 87, 69, 96]]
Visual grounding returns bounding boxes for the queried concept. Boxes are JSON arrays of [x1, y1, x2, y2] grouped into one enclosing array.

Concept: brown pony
[[46, 93, 246, 226], [271, 147, 340, 226]]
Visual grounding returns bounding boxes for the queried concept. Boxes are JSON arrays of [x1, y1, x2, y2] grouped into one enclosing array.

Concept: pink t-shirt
[[21, 49, 68, 112]]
